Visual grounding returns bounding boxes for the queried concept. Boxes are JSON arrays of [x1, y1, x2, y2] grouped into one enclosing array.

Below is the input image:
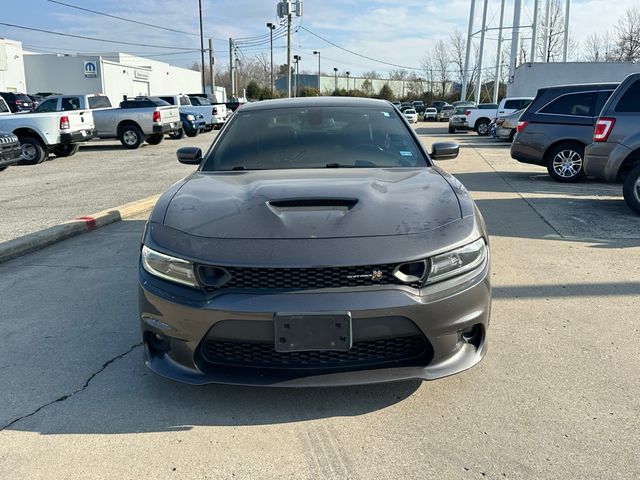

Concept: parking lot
[[0, 121, 638, 479]]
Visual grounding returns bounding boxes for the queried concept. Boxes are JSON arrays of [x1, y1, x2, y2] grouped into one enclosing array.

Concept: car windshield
[[202, 105, 428, 171], [453, 106, 469, 114], [405, 109, 416, 114], [442, 106, 453, 111]]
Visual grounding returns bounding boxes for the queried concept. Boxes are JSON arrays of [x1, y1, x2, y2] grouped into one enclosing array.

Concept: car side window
[[614, 79, 640, 113], [36, 98, 58, 112], [179, 96, 191, 106], [88, 96, 112, 109], [539, 92, 595, 116], [61, 97, 81, 111], [0, 99, 9, 113], [519, 99, 532, 110], [595, 90, 614, 116], [504, 100, 519, 109], [160, 97, 175, 105]]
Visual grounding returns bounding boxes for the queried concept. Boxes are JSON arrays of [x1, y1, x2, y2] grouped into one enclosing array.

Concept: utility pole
[[277, 1, 302, 98], [313, 51, 321, 94], [333, 67, 338, 92], [474, 0, 488, 104], [293, 54, 301, 96], [461, 0, 476, 101], [267, 23, 276, 97], [493, 0, 506, 104], [346, 71, 350, 91], [562, 0, 571, 62], [208, 38, 215, 97], [531, 0, 539, 63], [287, 12, 292, 97], [198, 0, 205, 93], [228, 38, 235, 99], [509, 0, 523, 82]]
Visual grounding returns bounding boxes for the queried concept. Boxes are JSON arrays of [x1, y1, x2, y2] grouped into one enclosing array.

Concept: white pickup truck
[[159, 94, 227, 131], [0, 96, 96, 164], [449, 97, 533, 135], [36, 94, 180, 149]]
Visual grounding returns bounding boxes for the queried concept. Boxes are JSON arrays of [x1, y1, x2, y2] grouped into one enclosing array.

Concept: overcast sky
[[1, 0, 636, 77]]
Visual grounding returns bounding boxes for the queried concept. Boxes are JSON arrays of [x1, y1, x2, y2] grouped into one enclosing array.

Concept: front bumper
[[450, 118, 470, 130], [138, 258, 491, 387], [496, 126, 513, 140], [0, 143, 21, 168], [60, 129, 97, 144], [153, 122, 181, 134]]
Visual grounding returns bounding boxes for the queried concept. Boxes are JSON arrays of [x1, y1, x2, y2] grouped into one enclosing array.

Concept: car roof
[[238, 96, 395, 111], [540, 82, 619, 93]]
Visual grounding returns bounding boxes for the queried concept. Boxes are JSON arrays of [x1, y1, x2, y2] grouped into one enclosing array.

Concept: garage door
[[133, 80, 149, 97]]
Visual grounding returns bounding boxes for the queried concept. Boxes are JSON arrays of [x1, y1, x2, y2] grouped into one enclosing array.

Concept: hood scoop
[[267, 198, 358, 213]]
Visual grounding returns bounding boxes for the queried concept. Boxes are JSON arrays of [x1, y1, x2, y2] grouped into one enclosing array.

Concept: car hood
[[162, 168, 462, 239]]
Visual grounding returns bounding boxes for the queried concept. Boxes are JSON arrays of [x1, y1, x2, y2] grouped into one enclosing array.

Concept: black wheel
[[168, 129, 184, 140], [448, 126, 456, 133], [204, 125, 214, 132], [0, 166, 7, 172], [18, 137, 47, 165], [623, 164, 640, 215], [546, 142, 585, 182], [52, 144, 80, 157], [118, 124, 144, 149], [146, 134, 164, 145], [184, 127, 199, 138], [475, 119, 491, 136], [508, 130, 516, 142]]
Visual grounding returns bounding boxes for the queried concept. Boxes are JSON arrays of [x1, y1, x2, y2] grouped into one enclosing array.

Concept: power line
[[47, 0, 227, 42], [0, 22, 197, 50]]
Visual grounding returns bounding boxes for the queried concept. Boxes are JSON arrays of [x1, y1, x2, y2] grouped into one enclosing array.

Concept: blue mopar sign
[[84, 61, 98, 77]]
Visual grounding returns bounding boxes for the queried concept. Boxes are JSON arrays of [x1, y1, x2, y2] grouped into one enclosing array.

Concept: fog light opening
[[460, 324, 483, 348], [146, 331, 171, 355]]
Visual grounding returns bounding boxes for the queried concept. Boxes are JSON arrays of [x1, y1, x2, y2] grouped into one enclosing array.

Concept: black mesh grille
[[197, 264, 422, 291], [201, 335, 430, 370]]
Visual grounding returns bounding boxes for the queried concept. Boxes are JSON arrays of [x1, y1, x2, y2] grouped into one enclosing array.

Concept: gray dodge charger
[[138, 97, 491, 387]]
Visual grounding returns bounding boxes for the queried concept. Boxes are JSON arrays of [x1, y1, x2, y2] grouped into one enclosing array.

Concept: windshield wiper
[[325, 163, 355, 168]]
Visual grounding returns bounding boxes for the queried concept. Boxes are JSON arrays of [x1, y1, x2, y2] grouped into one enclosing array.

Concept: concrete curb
[[0, 195, 159, 264]]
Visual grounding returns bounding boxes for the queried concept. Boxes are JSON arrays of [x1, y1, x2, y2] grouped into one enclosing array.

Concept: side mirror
[[430, 142, 459, 160], [177, 147, 202, 165]]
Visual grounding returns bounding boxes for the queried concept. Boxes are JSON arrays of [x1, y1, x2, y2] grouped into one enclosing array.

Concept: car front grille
[[196, 264, 423, 291], [201, 335, 431, 370]]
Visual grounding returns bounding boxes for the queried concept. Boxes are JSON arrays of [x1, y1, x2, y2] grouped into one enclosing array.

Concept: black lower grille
[[197, 264, 422, 290], [201, 335, 430, 370]]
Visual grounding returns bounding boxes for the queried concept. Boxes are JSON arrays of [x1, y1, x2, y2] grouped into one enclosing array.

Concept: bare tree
[[538, 0, 576, 62], [361, 70, 381, 79], [449, 30, 466, 85], [614, 7, 640, 61], [432, 40, 450, 96], [389, 69, 409, 80], [421, 54, 435, 99], [584, 33, 615, 62]]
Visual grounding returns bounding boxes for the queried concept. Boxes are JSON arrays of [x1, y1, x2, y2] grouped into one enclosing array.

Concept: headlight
[[141, 245, 199, 288], [425, 238, 487, 284], [186, 114, 195, 121]]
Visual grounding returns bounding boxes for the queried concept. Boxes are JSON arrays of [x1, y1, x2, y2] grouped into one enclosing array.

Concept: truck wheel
[[204, 125, 214, 132], [168, 129, 184, 140], [475, 119, 491, 136], [52, 144, 80, 157], [448, 126, 456, 133], [118, 124, 144, 149], [146, 134, 164, 145], [184, 127, 199, 138], [622, 164, 640, 215], [546, 142, 585, 182], [18, 137, 47, 165]]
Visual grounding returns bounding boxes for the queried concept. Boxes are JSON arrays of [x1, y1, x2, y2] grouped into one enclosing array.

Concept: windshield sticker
[[399, 151, 413, 157], [382, 112, 390, 117]]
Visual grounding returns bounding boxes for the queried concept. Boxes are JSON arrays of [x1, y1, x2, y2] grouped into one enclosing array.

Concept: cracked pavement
[[0, 124, 639, 479]]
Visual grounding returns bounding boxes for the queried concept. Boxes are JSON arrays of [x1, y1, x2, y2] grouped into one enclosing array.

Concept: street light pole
[[267, 22, 276, 97], [198, 0, 205, 93], [346, 71, 350, 91], [333, 67, 338, 93], [313, 51, 321, 94], [293, 54, 301, 97]]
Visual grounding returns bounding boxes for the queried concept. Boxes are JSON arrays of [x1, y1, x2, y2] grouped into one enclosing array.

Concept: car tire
[[52, 144, 80, 157], [508, 130, 516, 142], [204, 125, 214, 132], [118, 124, 145, 149], [185, 127, 199, 138], [448, 126, 456, 133], [146, 134, 164, 145], [168, 129, 184, 140], [546, 142, 586, 183], [0, 166, 8, 172], [18, 137, 47, 165], [475, 119, 491, 136], [622, 164, 640, 215]]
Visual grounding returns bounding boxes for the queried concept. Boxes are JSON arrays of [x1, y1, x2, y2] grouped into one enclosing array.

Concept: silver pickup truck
[[36, 94, 180, 149], [159, 94, 227, 131]]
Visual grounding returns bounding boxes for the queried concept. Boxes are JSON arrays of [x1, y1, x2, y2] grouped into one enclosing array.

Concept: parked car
[[400, 102, 413, 112], [423, 107, 438, 121], [138, 96, 490, 386], [0, 131, 22, 172], [0, 92, 35, 112], [225, 101, 245, 112], [36, 94, 180, 149], [159, 94, 224, 131], [496, 97, 533, 117], [391, 101, 402, 109], [27, 94, 44, 109], [432, 101, 447, 112], [412, 101, 426, 114], [403, 108, 418, 123], [494, 109, 526, 142], [511, 82, 617, 182], [0, 96, 96, 164], [449, 102, 522, 136], [451, 101, 476, 108], [584, 73, 640, 213], [169, 111, 206, 139], [437, 105, 454, 122]]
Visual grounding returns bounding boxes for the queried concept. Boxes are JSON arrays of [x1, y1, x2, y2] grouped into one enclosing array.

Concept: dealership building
[[1, 38, 206, 105]]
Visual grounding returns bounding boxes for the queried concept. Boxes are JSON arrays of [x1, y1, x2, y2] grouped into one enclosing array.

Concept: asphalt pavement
[[0, 123, 639, 479]]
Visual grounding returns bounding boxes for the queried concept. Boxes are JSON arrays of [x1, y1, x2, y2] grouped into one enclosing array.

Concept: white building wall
[[113, 54, 201, 95], [24, 54, 103, 96], [508, 62, 640, 97], [0, 39, 27, 92]]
